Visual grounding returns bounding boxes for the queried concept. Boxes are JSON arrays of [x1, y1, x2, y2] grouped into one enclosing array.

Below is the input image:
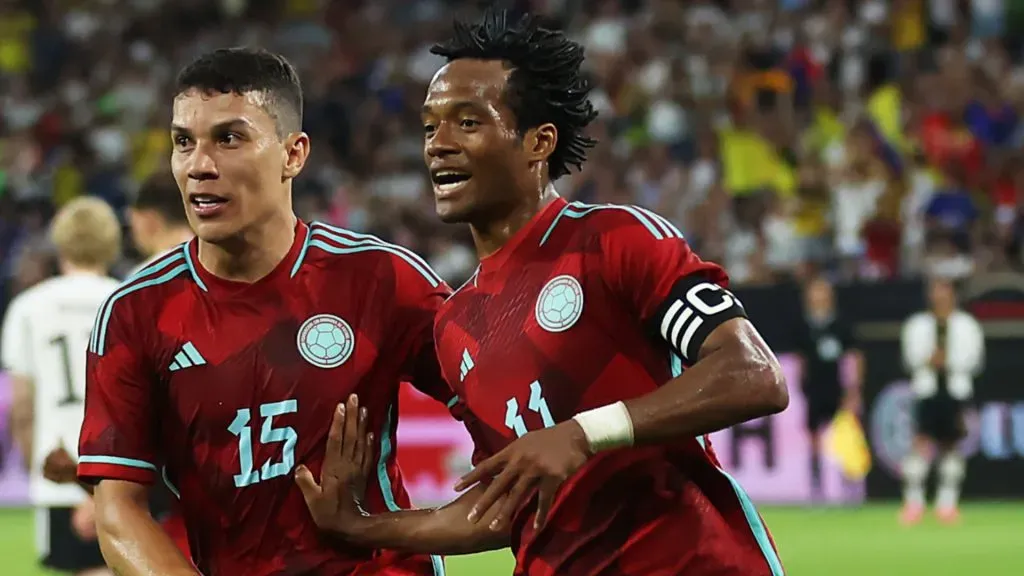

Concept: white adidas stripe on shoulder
[[540, 201, 684, 245], [308, 223, 443, 287], [90, 251, 189, 355]]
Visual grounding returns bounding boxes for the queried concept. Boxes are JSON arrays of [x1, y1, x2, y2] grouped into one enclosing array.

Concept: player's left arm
[[1, 296, 34, 470], [582, 214, 789, 443], [841, 321, 865, 411], [947, 313, 985, 376]]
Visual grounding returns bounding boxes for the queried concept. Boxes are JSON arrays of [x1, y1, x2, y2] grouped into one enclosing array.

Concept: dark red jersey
[[436, 198, 784, 576], [79, 220, 450, 576]]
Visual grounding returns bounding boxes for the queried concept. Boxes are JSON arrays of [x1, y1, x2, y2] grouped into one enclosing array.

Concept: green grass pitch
[[2, 504, 1022, 575]]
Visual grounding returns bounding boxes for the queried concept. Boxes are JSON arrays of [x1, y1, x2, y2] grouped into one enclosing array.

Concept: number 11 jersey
[[78, 220, 451, 576], [436, 198, 783, 576]]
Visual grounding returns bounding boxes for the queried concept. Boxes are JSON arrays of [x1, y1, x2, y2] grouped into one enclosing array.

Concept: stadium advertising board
[[0, 354, 863, 506]]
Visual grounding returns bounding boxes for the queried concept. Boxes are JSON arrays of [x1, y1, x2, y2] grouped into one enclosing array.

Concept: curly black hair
[[175, 47, 303, 137], [431, 8, 598, 180]]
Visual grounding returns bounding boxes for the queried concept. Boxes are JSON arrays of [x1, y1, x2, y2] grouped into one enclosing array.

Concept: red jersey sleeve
[[390, 254, 454, 406], [596, 206, 747, 364], [78, 297, 160, 485]]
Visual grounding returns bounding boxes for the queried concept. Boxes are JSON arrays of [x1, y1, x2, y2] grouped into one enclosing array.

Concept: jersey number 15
[[227, 399, 298, 488]]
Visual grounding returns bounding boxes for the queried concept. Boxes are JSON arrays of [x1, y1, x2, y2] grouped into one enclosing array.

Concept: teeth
[[438, 181, 466, 192], [435, 171, 469, 178]]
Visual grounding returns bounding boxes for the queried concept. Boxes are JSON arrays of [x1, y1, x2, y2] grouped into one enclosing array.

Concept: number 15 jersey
[[78, 220, 451, 576], [436, 198, 784, 576]]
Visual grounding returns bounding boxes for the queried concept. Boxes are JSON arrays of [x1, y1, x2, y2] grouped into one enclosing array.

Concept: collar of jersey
[[188, 219, 310, 298], [478, 196, 567, 277]]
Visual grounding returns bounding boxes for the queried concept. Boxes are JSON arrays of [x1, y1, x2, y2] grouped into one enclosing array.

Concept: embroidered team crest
[[297, 314, 355, 368], [535, 275, 584, 333]]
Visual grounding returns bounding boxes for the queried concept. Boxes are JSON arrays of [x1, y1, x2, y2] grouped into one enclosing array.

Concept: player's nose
[[425, 125, 460, 159], [186, 145, 219, 180]]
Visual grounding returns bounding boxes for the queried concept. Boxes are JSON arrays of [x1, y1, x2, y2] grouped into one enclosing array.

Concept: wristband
[[571, 401, 634, 452]]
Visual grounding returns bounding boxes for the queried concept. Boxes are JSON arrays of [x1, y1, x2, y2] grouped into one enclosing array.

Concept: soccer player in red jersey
[[297, 9, 790, 576], [76, 48, 451, 576]]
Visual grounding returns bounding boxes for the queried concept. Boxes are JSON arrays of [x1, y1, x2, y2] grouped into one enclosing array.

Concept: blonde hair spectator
[[48, 197, 122, 270]]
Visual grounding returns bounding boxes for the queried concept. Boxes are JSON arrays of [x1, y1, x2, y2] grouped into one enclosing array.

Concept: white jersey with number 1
[[1, 273, 120, 507]]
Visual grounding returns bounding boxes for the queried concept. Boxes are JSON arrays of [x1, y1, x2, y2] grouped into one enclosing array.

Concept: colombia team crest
[[297, 314, 355, 368], [535, 275, 584, 333]]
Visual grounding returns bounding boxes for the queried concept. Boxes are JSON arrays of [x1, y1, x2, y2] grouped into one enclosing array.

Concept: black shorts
[[914, 395, 967, 444], [805, 392, 841, 432], [39, 507, 106, 573]]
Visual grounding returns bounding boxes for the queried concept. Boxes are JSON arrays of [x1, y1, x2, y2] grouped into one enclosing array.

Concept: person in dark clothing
[[795, 276, 863, 500]]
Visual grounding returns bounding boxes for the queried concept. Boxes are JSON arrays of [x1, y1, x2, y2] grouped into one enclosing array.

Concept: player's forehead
[[171, 89, 274, 133], [423, 59, 509, 115]]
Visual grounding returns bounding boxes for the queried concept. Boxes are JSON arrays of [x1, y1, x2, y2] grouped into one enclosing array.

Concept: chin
[[434, 199, 473, 224], [192, 220, 242, 245]]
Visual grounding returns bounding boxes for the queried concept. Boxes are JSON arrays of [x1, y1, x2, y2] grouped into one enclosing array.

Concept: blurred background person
[[1, 197, 121, 576], [126, 171, 193, 272], [794, 275, 863, 502], [900, 278, 985, 525]]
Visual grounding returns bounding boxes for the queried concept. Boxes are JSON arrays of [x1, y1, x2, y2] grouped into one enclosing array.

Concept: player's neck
[[470, 184, 559, 259], [60, 261, 106, 277], [151, 227, 195, 256], [198, 212, 297, 283]]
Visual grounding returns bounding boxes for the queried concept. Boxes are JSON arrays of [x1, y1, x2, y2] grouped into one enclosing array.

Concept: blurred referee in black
[[794, 276, 863, 501]]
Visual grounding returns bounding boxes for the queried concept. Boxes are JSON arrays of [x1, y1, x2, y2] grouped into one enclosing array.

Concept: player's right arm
[[1, 295, 34, 469], [297, 395, 509, 555], [901, 313, 932, 371], [78, 299, 197, 576]]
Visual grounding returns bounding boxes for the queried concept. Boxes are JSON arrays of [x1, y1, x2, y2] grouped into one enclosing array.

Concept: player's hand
[[42, 445, 78, 484], [72, 497, 97, 541], [455, 420, 591, 532], [295, 395, 374, 536]]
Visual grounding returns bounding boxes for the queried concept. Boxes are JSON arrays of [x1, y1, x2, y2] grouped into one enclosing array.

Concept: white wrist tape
[[572, 401, 634, 452]]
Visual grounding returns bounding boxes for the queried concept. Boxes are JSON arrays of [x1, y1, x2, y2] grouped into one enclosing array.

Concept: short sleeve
[[597, 207, 747, 364], [0, 295, 32, 377], [391, 255, 455, 406], [78, 299, 160, 485]]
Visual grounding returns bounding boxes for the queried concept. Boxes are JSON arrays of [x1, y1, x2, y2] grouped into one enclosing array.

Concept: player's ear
[[282, 132, 311, 180], [525, 123, 557, 164]]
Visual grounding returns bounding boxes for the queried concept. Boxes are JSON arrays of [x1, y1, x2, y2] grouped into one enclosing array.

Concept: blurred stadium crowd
[[3, 0, 1024, 318]]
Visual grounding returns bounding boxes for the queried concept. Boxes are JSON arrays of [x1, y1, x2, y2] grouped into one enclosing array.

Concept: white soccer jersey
[[1, 273, 120, 507]]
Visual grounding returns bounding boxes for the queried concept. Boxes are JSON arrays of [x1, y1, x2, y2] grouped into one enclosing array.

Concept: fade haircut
[[431, 8, 598, 180], [175, 47, 303, 137]]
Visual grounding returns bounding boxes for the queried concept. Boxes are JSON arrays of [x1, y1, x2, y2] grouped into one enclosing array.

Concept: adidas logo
[[459, 348, 474, 382], [169, 341, 207, 372]]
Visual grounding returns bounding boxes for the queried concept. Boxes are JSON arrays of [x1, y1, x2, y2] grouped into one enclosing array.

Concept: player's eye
[[460, 119, 479, 129], [423, 123, 436, 135], [219, 132, 242, 145], [172, 135, 192, 148]]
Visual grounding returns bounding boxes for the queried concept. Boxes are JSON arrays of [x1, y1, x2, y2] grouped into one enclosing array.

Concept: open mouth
[[189, 194, 229, 216], [431, 169, 472, 194]]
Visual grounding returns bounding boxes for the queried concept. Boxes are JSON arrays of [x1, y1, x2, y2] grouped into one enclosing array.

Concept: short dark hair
[[175, 47, 303, 136], [134, 171, 188, 226], [431, 9, 598, 180]]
